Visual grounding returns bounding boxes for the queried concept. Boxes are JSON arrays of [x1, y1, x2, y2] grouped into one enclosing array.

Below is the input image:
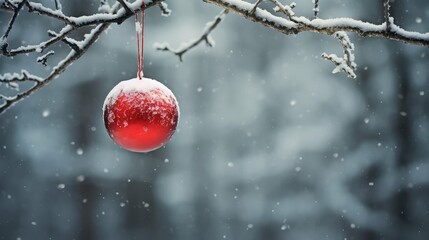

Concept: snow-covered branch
[[158, 1, 171, 17], [200, 0, 428, 78], [313, 0, 319, 18], [0, 70, 43, 83], [205, 0, 429, 47], [155, 9, 228, 61], [0, 0, 165, 114]]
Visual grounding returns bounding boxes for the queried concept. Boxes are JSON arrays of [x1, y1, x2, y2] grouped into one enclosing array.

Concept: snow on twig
[[250, 0, 263, 15], [0, 70, 43, 92], [383, 0, 391, 31], [313, 0, 319, 18], [21, 0, 160, 27], [117, 0, 133, 15], [270, 0, 296, 21], [25, 1, 75, 26], [322, 31, 357, 79], [155, 9, 229, 61], [0, 23, 108, 114], [47, 29, 81, 53], [0, 0, 27, 54], [158, 2, 171, 17], [0, 70, 43, 83], [36, 50, 55, 66], [53, 0, 62, 11], [98, 0, 112, 13], [6, 25, 73, 56]]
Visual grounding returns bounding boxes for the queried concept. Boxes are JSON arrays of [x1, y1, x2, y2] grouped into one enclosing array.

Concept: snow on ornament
[[103, 77, 179, 152]]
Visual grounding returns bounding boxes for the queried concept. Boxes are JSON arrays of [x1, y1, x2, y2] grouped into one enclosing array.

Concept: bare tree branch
[[24, 1, 75, 26], [205, 0, 429, 47], [54, 0, 62, 11], [313, 0, 319, 18], [155, 9, 228, 61], [117, 0, 133, 15], [0, 70, 43, 83], [0, 1, 14, 12], [1, 0, 27, 41], [384, 0, 391, 31], [37, 50, 55, 66], [250, 0, 263, 15], [5, 25, 74, 56], [47, 30, 81, 53]]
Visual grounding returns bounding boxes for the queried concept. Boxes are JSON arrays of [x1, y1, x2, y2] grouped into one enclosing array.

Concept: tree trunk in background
[[390, 3, 413, 239], [77, 179, 98, 240], [392, 48, 412, 237]]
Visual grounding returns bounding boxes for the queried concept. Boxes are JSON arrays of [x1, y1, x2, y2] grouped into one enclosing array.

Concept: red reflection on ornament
[[103, 78, 179, 152]]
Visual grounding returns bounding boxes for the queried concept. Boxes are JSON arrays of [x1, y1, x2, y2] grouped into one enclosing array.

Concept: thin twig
[[1, 0, 27, 40], [36, 51, 55, 66], [384, 0, 391, 31], [4, 25, 74, 56], [0, 1, 14, 12], [322, 31, 357, 79], [0, 24, 109, 114], [24, 1, 75, 26], [313, 0, 319, 18], [250, 0, 263, 15], [155, 9, 229, 61], [117, 0, 133, 15], [47, 30, 81, 53], [0, 70, 43, 83], [158, 2, 171, 16], [54, 0, 62, 10], [270, 0, 295, 21]]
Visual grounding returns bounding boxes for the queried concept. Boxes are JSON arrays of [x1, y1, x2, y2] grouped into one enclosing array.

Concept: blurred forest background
[[1, 0, 429, 239]]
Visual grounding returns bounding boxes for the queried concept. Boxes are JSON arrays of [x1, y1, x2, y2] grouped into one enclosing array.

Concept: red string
[[135, 3, 145, 80]]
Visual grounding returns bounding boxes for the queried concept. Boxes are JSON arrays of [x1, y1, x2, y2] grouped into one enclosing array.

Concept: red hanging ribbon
[[135, 3, 145, 80]]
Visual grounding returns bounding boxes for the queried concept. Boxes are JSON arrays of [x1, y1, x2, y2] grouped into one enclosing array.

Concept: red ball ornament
[[103, 77, 179, 152]]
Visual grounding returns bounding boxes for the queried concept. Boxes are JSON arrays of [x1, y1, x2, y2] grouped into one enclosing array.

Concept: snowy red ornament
[[103, 77, 179, 152]]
